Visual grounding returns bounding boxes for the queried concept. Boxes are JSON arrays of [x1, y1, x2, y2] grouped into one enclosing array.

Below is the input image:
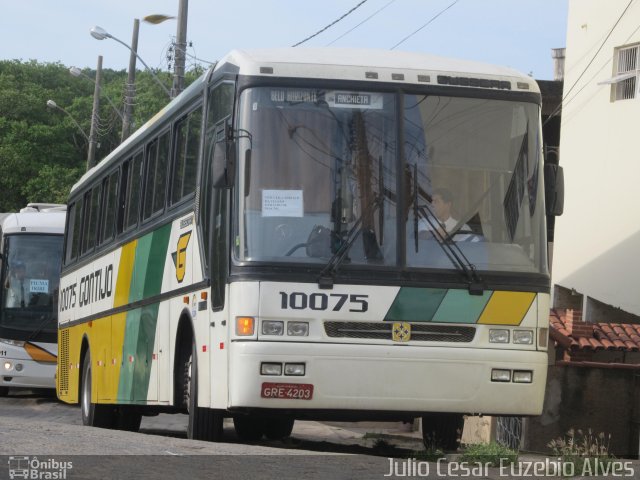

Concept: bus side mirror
[[544, 163, 564, 216], [211, 118, 236, 189]]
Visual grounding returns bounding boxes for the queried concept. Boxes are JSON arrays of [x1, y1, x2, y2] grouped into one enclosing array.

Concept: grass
[[459, 442, 518, 467], [548, 428, 614, 476]]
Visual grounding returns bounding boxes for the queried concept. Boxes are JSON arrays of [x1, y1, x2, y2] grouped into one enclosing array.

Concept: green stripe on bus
[[118, 224, 172, 402], [430, 289, 493, 324], [384, 287, 447, 322]]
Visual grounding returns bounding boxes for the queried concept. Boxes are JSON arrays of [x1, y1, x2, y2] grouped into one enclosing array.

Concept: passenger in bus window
[[4, 260, 28, 308]]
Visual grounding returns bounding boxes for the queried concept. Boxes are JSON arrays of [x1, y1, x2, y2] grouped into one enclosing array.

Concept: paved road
[[3, 391, 640, 480]]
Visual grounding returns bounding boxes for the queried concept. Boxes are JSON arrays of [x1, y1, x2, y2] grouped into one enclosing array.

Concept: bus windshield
[[0, 234, 63, 342], [235, 86, 547, 276]]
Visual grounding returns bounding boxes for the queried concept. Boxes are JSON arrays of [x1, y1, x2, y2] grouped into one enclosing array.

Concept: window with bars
[[615, 45, 639, 100]]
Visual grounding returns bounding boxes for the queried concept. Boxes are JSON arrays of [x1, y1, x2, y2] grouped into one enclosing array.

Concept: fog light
[[513, 370, 533, 383], [284, 363, 305, 376], [287, 322, 309, 337], [260, 362, 282, 376], [262, 320, 284, 336], [489, 329, 509, 343], [4, 361, 12, 371], [513, 330, 533, 345], [14, 363, 23, 372], [491, 369, 511, 382]]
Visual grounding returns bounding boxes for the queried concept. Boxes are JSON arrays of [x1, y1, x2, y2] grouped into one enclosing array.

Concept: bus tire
[[0, 387, 8, 397], [421, 413, 464, 451], [233, 415, 265, 442], [80, 352, 115, 429], [185, 343, 223, 442], [264, 417, 295, 440]]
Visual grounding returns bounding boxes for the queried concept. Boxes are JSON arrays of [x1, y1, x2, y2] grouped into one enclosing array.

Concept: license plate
[[261, 382, 314, 400]]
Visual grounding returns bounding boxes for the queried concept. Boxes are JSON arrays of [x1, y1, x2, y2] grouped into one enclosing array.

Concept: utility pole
[[171, 0, 188, 98], [121, 18, 140, 141], [87, 55, 102, 171]]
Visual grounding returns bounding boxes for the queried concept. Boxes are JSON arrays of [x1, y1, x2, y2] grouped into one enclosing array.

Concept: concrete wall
[[525, 365, 640, 457], [553, 0, 640, 316]]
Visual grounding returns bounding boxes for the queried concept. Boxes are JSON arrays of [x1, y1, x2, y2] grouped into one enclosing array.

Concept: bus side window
[[117, 160, 130, 235], [202, 82, 234, 270], [211, 188, 228, 310], [143, 131, 170, 221], [124, 152, 143, 230], [81, 186, 101, 256], [64, 202, 81, 265], [171, 106, 203, 205], [101, 169, 119, 244]]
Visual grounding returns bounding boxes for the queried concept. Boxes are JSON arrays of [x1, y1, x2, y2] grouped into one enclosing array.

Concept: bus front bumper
[[1, 358, 56, 390], [228, 341, 548, 416]]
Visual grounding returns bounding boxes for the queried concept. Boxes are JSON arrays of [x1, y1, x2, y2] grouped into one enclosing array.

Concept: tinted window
[[143, 131, 170, 220], [81, 186, 101, 254], [171, 106, 203, 204], [101, 170, 119, 243], [64, 203, 78, 264], [125, 152, 143, 230]]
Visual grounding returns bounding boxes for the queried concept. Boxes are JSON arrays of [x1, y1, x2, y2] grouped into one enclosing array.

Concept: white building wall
[[554, 0, 640, 315]]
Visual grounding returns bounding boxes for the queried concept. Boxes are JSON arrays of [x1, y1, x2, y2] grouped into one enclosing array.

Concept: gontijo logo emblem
[[392, 322, 411, 342], [171, 231, 192, 283]]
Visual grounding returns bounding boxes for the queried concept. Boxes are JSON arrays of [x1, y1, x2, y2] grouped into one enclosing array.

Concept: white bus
[[0, 204, 66, 395], [57, 48, 563, 446]]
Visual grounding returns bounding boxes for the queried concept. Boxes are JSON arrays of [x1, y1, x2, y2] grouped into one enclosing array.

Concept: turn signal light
[[236, 316, 255, 336]]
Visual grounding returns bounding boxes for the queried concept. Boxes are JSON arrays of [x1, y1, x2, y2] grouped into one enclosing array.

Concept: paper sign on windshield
[[262, 190, 304, 217], [30, 279, 49, 294]]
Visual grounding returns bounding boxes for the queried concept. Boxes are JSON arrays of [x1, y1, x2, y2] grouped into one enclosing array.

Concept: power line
[[292, 0, 369, 47], [326, 0, 397, 46], [390, 0, 460, 50], [543, 0, 634, 126]]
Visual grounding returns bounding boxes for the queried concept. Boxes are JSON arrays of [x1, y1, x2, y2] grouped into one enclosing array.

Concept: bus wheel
[[184, 343, 223, 441], [233, 415, 265, 442], [264, 417, 295, 440], [421, 413, 464, 451], [80, 352, 115, 428], [0, 387, 8, 397], [116, 407, 142, 432]]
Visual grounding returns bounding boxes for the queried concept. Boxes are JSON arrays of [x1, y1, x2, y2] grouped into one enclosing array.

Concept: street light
[[69, 66, 124, 121], [46, 100, 89, 142], [89, 25, 171, 98]]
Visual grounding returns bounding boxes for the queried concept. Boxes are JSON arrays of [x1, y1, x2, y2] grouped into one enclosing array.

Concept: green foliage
[[460, 442, 518, 467], [0, 60, 203, 212], [548, 428, 614, 476]]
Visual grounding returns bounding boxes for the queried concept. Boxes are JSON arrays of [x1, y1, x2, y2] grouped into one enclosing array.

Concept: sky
[[1, 0, 568, 80]]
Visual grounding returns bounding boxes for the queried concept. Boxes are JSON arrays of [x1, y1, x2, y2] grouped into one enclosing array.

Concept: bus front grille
[[324, 321, 476, 343]]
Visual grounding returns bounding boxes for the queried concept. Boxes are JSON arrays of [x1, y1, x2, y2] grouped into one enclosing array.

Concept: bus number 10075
[[279, 292, 368, 312]]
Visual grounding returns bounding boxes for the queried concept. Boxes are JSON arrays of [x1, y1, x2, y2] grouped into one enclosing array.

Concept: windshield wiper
[[26, 313, 54, 343], [317, 195, 383, 289], [412, 165, 484, 295]]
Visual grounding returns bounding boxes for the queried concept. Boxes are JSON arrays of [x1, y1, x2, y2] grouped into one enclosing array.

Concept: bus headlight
[[284, 363, 305, 376], [287, 322, 309, 337], [513, 370, 533, 383], [261, 362, 282, 376], [4, 361, 12, 371], [491, 369, 511, 382], [513, 330, 534, 345], [262, 321, 284, 336], [489, 329, 509, 343]]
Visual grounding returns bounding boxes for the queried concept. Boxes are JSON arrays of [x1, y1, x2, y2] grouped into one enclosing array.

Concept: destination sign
[[268, 89, 384, 109], [326, 91, 383, 109]]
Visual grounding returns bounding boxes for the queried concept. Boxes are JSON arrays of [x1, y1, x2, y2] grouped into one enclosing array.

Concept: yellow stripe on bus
[[477, 291, 536, 325], [114, 240, 137, 308]]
